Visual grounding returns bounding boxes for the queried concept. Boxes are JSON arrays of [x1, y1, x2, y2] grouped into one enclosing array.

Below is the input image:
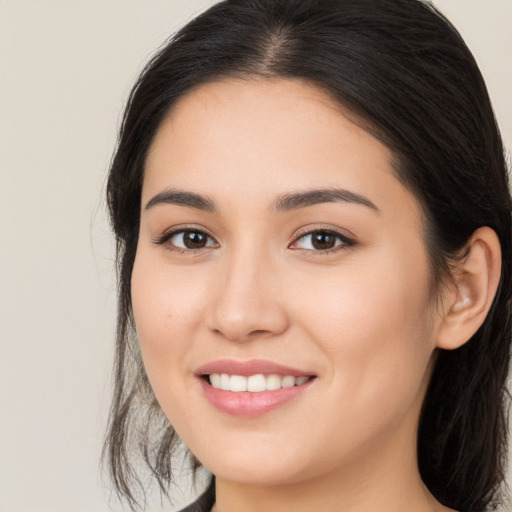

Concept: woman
[[103, 0, 512, 511]]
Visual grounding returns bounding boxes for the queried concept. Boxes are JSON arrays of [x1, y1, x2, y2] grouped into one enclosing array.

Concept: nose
[[206, 248, 289, 342]]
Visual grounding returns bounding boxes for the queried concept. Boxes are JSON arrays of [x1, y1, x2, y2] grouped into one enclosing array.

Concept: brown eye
[[162, 229, 218, 251], [182, 231, 208, 249], [291, 229, 355, 252], [311, 231, 337, 250]]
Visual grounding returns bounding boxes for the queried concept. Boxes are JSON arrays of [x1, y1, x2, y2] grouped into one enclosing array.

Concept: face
[[132, 78, 441, 486]]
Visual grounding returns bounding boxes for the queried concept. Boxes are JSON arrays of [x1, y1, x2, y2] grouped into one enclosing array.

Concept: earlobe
[[436, 227, 501, 350]]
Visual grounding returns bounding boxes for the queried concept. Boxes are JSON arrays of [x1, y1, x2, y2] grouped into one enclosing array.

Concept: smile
[[196, 360, 316, 417], [209, 373, 311, 392]]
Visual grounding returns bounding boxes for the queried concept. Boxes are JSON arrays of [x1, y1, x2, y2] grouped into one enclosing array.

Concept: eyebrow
[[145, 187, 379, 213], [145, 189, 215, 211], [272, 188, 379, 213]]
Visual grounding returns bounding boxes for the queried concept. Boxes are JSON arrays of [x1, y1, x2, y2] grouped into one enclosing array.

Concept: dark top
[[178, 480, 216, 512]]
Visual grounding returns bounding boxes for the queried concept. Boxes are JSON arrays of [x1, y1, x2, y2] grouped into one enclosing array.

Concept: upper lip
[[195, 359, 316, 378]]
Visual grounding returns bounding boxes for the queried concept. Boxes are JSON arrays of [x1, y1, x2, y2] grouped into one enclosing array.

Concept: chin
[[186, 433, 324, 487], [206, 459, 311, 486]]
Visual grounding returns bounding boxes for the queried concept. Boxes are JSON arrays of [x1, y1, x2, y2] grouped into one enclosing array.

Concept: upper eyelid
[[291, 226, 355, 242], [154, 226, 219, 246], [293, 230, 353, 243]]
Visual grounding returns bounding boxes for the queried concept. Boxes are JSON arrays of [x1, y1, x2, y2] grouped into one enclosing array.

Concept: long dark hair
[[103, 0, 512, 510]]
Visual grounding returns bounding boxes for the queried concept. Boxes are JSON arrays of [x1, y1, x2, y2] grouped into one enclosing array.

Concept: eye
[[156, 229, 219, 251], [290, 229, 355, 252]]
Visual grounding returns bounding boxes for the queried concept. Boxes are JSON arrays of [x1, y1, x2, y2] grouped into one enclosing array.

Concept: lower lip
[[199, 378, 314, 418]]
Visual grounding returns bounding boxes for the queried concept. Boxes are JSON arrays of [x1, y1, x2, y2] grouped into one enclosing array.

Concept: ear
[[436, 226, 502, 350]]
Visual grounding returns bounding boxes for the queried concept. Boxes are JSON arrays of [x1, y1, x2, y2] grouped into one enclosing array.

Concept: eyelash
[[154, 228, 219, 254], [290, 229, 356, 254], [153, 228, 356, 255]]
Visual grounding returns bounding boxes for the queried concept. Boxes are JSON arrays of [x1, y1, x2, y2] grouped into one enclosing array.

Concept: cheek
[[130, 250, 210, 406], [131, 256, 217, 437], [132, 248, 208, 340], [292, 247, 436, 428]]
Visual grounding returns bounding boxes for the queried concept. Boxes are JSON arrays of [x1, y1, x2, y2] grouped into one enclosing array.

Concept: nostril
[[211, 327, 275, 342], [248, 329, 271, 337]]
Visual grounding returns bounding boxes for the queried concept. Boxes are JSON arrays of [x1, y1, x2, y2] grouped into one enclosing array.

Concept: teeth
[[247, 374, 266, 392], [281, 375, 295, 388], [220, 373, 230, 390], [210, 373, 222, 388], [266, 374, 281, 391], [208, 373, 312, 392], [229, 375, 247, 392]]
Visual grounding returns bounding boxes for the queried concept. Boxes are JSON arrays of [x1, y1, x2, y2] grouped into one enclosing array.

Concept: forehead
[[143, 78, 420, 224], [146, 77, 386, 167]]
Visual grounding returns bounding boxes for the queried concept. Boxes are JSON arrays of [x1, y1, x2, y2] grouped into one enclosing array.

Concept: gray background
[[0, 1, 510, 511]]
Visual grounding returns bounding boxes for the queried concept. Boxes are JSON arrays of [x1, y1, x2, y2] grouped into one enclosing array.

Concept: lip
[[195, 359, 315, 378], [195, 359, 316, 418]]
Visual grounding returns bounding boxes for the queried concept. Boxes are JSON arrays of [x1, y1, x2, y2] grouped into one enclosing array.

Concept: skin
[[131, 78, 471, 511]]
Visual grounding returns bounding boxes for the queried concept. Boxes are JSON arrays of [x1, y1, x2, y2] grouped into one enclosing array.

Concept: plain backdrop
[[0, 1, 510, 511]]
